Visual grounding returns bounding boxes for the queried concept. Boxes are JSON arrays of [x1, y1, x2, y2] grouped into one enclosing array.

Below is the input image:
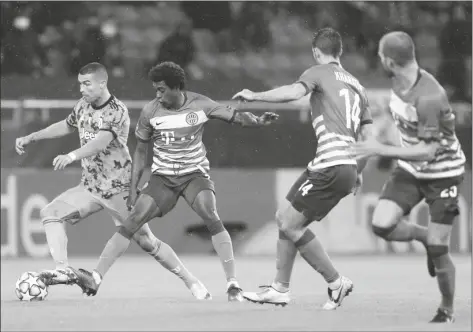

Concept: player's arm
[[67, 131, 115, 161], [204, 100, 279, 127], [28, 119, 76, 142], [130, 107, 154, 196], [232, 67, 318, 103], [355, 123, 374, 173]]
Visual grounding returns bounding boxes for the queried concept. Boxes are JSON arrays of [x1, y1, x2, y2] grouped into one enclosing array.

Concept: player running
[[15, 62, 211, 300], [68, 61, 279, 301], [232, 28, 373, 310], [352, 32, 465, 323]]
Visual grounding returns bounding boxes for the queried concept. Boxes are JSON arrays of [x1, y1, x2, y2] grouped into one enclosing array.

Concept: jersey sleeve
[[135, 106, 153, 142], [416, 93, 449, 141], [100, 104, 129, 140], [204, 99, 236, 123], [65, 100, 82, 128], [296, 66, 322, 94]]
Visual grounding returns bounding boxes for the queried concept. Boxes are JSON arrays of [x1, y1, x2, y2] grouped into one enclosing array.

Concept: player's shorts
[[286, 165, 357, 223], [380, 167, 464, 224], [141, 171, 215, 217], [42, 185, 129, 226]]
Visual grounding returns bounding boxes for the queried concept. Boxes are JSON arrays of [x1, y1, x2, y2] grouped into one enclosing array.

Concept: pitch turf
[[1, 255, 471, 331]]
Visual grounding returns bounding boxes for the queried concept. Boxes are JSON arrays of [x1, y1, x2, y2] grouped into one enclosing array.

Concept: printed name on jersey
[[150, 110, 208, 130]]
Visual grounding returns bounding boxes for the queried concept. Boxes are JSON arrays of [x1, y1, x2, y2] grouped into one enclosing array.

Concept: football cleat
[[189, 280, 212, 300], [39, 268, 78, 286], [322, 276, 354, 310], [227, 281, 244, 302], [430, 308, 455, 323], [243, 285, 290, 307], [67, 267, 101, 296]]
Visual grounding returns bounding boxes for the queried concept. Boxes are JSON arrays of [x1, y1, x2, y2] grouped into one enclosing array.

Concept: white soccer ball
[[15, 271, 49, 301]]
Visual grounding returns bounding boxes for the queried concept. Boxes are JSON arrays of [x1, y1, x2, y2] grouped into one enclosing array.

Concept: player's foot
[[227, 280, 244, 302], [68, 267, 101, 296], [39, 268, 78, 286], [189, 280, 212, 300], [430, 308, 455, 323], [322, 276, 354, 310], [242, 285, 290, 307], [422, 243, 436, 277]]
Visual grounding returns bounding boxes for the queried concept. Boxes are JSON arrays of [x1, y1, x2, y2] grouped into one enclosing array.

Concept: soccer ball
[[15, 271, 48, 301]]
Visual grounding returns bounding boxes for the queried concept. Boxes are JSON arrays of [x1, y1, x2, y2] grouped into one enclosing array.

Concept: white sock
[[328, 277, 342, 290], [272, 281, 289, 293]]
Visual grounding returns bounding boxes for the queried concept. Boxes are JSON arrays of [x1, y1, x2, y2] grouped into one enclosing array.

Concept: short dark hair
[[148, 61, 186, 90], [312, 28, 343, 58], [78, 62, 108, 80], [380, 31, 416, 67]]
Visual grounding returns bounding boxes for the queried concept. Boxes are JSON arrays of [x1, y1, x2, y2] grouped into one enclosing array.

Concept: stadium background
[[1, 1, 472, 259]]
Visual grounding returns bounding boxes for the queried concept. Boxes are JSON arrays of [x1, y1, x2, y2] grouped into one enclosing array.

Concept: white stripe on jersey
[[155, 146, 204, 160], [150, 110, 208, 130], [155, 152, 207, 165], [309, 115, 357, 170], [398, 160, 465, 179], [151, 165, 204, 176], [165, 141, 203, 152]]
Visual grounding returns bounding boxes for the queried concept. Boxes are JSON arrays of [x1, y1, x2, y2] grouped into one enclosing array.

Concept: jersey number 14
[[340, 88, 361, 131]]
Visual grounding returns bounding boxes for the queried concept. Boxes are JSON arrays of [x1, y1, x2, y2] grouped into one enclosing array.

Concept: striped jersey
[[66, 95, 132, 198], [388, 69, 465, 179], [297, 63, 373, 171], [135, 92, 236, 176]]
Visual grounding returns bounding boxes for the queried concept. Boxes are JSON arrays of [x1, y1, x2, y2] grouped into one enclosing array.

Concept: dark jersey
[[297, 63, 373, 171]]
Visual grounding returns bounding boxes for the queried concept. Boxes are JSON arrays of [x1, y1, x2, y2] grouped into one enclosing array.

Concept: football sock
[[273, 230, 297, 292], [433, 254, 455, 313], [151, 241, 198, 287], [43, 219, 68, 269], [295, 229, 339, 283], [211, 230, 236, 282], [374, 220, 427, 243], [95, 232, 131, 278]]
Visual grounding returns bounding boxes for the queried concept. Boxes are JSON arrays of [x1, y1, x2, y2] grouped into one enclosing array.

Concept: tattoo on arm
[[232, 112, 262, 127]]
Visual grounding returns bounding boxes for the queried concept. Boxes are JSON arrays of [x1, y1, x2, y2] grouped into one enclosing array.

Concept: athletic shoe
[[189, 280, 212, 300], [68, 267, 101, 296], [322, 276, 354, 310], [243, 285, 290, 307], [39, 268, 78, 286], [430, 308, 454, 323], [227, 280, 244, 302]]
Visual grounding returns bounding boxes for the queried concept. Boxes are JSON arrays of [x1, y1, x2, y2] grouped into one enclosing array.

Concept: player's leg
[[372, 167, 435, 276], [39, 185, 102, 285], [182, 175, 243, 301], [424, 176, 463, 323], [70, 175, 176, 295], [103, 191, 211, 300]]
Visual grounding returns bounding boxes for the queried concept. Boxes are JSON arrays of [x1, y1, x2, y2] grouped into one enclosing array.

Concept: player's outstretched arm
[[52, 131, 115, 170], [15, 119, 75, 155], [352, 139, 440, 162], [355, 123, 374, 173], [232, 83, 307, 103], [232, 111, 280, 127]]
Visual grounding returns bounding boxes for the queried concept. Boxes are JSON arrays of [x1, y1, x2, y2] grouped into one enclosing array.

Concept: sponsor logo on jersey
[[79, 128, 97, 140]]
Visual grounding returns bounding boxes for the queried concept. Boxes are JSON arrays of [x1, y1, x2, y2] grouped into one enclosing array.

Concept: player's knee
[[40, 204, 63, 225], [133, 231, 162, 254], [204, 219, 225, 236], [427, 244, 449, 258]]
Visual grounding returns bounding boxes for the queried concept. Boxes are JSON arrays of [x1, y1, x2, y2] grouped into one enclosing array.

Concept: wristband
[[67, 152, 77, 161]]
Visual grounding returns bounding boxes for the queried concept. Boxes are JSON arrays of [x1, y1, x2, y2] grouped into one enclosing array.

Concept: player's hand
[[53, 154, 74, 171], [232, 89, 256, 102], [350, 140, 384, 159], [259, 112, 279, 125], [352, 173, 363, 196], [126, 190, 139, 211], [15, 135, 33, 155]]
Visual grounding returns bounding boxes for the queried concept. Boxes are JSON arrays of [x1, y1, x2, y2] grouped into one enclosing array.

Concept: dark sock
[[433, 254, 455, 313], [274, 230, 297, 290], [374, 220, 427, 243], [95, 232, 131, 278], [295, 230, 339, 283]]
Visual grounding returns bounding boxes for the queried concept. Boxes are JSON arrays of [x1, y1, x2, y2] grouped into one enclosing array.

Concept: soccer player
[[68, 61, 279, 301], [232, 28, 372, 310], [15, 62, 210, 300], [351, 32, 466, 323]]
